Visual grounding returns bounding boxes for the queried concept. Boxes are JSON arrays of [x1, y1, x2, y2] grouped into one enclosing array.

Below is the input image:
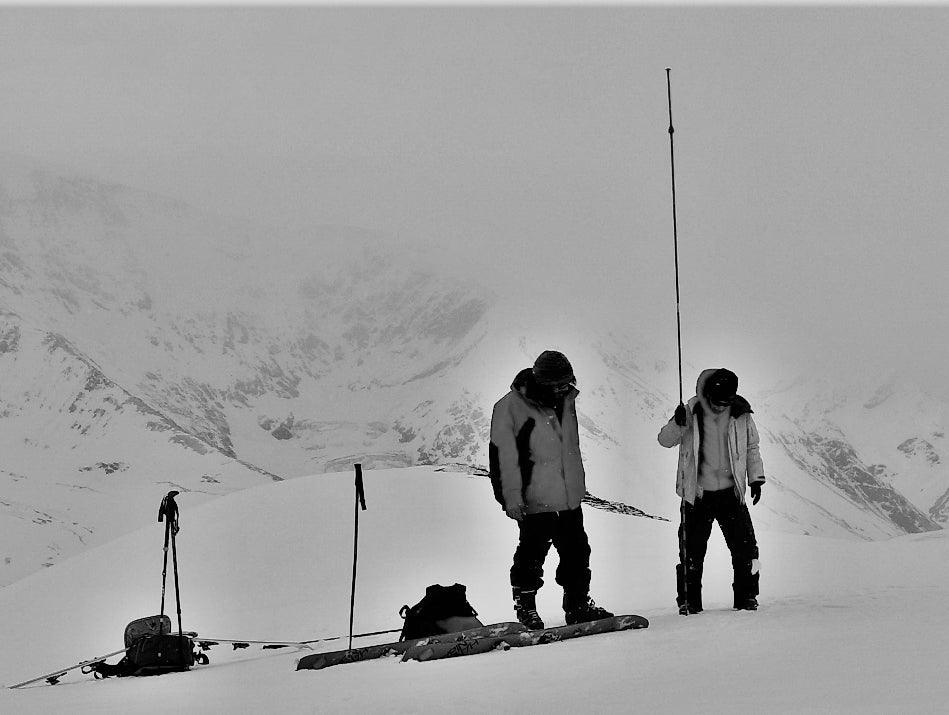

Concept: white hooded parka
[[658, 368, 766, 506]]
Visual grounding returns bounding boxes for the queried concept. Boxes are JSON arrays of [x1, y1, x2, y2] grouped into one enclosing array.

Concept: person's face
[[537, 380, 574, 406], [708, 395, 732, 414], [550, 381, 574, 399]]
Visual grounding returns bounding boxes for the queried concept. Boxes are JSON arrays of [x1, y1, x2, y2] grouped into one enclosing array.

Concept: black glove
[[750, 482, 763, 505], [674, 403, 687, 426]]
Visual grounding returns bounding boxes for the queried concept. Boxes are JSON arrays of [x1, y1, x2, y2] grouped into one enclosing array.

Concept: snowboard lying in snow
[[296, 615, 648, 671], [296, 622, 527, 671], [403, 614, 649, 662]]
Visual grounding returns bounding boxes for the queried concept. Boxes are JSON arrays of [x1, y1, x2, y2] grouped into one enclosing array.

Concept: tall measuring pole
[[667, 68, 691, 616], [666, 68, 684, 407]]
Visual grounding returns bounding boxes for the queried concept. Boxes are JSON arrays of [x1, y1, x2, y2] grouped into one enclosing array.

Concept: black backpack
[[125, 632, 196, 677], [398, 583, 482, 641], [87, 615, 200, 678]]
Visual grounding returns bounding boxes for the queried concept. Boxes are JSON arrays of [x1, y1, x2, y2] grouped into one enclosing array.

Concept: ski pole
[[665, 68, 684, 408], [170, 506, 184, 639], [666, 69, 689, 615], [348, 464, 367, 651]]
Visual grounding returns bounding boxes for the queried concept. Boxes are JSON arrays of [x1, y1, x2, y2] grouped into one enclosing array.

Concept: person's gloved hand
[[750, 482, 763, 505], [674, 403, 688, 426], [505, 504, 526, 521]]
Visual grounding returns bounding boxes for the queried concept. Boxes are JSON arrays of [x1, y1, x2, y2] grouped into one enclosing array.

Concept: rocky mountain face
[[1, 156, 946, 585], [755, 377, 947, 538]]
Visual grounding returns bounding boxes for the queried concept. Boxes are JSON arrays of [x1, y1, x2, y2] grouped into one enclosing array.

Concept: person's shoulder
[[494, 369, 533, 408], [493, 389, 522, 411], [730, 395, 754, 418]]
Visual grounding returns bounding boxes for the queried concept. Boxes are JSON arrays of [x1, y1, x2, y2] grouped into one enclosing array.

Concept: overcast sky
[[2, 5, 948, 397]]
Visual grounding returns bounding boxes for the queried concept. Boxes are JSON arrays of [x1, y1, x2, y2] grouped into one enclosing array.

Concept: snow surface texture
[[2, 467, 947, 714]]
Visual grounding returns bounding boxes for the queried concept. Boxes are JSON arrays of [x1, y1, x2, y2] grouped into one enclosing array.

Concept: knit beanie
[[532, 350, 575, 386]]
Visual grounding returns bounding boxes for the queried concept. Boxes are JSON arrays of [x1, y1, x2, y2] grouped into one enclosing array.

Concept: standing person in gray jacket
[[490, 350, 613, 629], [658, 368, 766, 614]]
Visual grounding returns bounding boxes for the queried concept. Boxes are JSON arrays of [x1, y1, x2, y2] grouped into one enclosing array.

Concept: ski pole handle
[[159, 490, 180, 534]]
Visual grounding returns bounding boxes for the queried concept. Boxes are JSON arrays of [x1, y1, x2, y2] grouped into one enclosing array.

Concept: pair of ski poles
[[158, 490, 185, 636]]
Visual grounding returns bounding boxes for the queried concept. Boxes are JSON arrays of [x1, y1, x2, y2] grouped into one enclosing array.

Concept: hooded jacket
[[489, 368, 586, 514], [658, 368, 766, 506]]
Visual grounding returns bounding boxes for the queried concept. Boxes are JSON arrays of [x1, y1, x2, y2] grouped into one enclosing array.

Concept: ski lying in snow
[[10, 625, 394, 688], [402, 614, 649, 663], [296, 622, 527, 671], [196, 626, 403, 652], [8, 647, 132, 689]]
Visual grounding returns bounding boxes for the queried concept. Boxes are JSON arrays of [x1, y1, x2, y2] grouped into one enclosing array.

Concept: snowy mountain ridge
[[1, 155, 947, 587]]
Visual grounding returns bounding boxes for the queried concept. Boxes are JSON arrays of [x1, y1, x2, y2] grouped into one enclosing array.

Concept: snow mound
[[3, 466, 949, 713]]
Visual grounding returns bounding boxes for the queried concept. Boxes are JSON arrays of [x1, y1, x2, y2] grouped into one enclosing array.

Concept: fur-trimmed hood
[[510, 367, 579, 405], [692, 368, 753, 418]]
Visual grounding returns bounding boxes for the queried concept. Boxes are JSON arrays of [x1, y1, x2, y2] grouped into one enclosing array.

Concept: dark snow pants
[[677, 488, 759, 610], [510, 506, 591, 600]]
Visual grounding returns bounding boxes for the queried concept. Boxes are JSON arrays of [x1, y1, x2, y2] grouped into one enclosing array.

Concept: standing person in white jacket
[[658, 368, 766, 614]]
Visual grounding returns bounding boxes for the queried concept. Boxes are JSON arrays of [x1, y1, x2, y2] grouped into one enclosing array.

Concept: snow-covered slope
[[2, 155, 948, 587], [2, 467, 948, 714], [0, 309, 277, 584]]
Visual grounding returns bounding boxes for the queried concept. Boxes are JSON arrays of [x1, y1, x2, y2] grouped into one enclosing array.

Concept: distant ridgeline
[[434, 464, 668, 521]]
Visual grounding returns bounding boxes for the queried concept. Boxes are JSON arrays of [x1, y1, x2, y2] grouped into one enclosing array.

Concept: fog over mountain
[[1, 156, 947, 587]]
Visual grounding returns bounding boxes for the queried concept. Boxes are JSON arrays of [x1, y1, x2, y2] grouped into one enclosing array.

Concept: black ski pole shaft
[[348, 464, 367, 651], [171, 519, 183, 637], [666, 68, 684, 407], [160, 510, 171, 618]]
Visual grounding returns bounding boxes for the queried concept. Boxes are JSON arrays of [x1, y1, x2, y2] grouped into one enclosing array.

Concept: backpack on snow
[[398, 583, 483, 641], [87, 615, 198, 678], [125, 632, 196, 676]]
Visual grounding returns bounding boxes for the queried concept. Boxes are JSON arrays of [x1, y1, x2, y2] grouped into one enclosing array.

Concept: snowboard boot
[[734, 597, 758, 611], [733, 564, 759, 611], [677, 586, 703, 615], [513, 588, 545, 630], [563, 594, 613, 625]]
